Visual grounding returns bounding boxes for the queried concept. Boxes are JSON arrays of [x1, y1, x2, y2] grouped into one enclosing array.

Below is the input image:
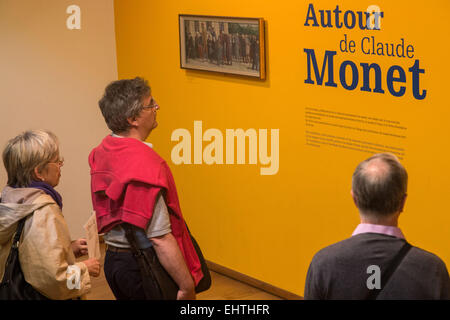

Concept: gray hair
[[352, 153, 408, 216], [98, 77, 151, 133], [2, 130, 60, 187]]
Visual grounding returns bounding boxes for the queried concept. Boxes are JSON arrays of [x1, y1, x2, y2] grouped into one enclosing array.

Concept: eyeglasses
[[142, 98, 159, 110], [48, 157, 64, 167]]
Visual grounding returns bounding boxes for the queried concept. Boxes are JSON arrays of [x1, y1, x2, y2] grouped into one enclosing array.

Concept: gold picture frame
[[179, 14, 266, 80]]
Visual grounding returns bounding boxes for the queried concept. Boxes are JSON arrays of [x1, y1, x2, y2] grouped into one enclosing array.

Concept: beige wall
[[0, 0, 117, 238]]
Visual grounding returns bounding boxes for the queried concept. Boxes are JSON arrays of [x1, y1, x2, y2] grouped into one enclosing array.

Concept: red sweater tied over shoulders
[[88, 135, 203, 285]]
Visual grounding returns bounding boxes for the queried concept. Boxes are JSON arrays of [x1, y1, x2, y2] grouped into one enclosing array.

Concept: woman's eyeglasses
[[48, 157, 64, 167]]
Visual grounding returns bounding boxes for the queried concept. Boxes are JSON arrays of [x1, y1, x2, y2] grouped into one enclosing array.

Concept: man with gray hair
[[89, 77, 204, 300], [304, 153, 450, 299]]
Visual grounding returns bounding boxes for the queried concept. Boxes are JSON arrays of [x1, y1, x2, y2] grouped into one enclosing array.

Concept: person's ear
[[33, 166, 45, 182], [127, 116, 138, 127], [351, 189, 358, 206], [398, 193, 407, 213]]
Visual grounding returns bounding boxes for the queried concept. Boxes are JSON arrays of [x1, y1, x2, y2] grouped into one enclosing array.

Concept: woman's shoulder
[[24, 195, 69, 242], [32, 193, 57, 207], [31, 194, 63, 219]]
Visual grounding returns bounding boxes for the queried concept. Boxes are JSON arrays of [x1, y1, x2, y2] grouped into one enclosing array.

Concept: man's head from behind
[[351, 153, 408, 220]]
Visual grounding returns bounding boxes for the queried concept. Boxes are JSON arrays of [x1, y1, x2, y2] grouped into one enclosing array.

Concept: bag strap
[[12, 218, 26, 249], [1, 218, 27, 282], [121, 224, 142, 257], [121, 223, 162, 299], [367, 241, 412, 300]]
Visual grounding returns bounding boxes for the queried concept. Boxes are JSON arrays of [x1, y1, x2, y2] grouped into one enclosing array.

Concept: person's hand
[[177, 287, 196, 300], [83, 258, 101, 277], [71, 238, 88, 258]]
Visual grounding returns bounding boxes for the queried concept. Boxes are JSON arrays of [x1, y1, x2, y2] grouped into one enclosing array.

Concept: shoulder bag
[[123, 223, 211, 300], [0, 218, 49, 300]]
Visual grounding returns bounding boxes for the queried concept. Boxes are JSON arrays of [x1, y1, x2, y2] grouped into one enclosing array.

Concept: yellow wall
[[114, 0, 450, 295]]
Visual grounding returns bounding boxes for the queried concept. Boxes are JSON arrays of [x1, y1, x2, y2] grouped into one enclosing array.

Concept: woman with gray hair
[[0, 130, 100, 299]]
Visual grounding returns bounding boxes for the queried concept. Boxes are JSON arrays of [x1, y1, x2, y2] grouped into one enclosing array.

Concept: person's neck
[[114, 129, 148, 141], [359, 211, 400, 227]]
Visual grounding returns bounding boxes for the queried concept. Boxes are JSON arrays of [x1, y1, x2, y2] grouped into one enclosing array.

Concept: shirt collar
[[111, 133, 153, 148], [352, 223, 406, 240]]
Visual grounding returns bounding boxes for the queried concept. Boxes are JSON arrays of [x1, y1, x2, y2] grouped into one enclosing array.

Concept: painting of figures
[[179, 15, 265, 79]]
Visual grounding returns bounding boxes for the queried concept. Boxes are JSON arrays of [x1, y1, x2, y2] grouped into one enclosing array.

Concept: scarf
[[27, 181, 63, 209]]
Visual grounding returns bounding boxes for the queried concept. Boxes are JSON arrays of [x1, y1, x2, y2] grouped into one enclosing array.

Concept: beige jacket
[[0, 186, 91, 299]]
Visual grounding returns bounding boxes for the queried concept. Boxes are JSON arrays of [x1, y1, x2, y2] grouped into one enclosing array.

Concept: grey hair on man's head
[[98, 77, 151, 133], [2, 130, 60, 187], [352, 153, 408, 217]]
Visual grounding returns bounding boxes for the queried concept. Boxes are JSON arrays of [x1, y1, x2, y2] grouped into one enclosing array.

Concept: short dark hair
[[98, 77, 151, 133], [352, 153, 408, 216]]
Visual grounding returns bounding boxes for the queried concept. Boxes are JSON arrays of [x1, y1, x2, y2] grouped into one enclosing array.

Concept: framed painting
[[179, 14, 266, 80]]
